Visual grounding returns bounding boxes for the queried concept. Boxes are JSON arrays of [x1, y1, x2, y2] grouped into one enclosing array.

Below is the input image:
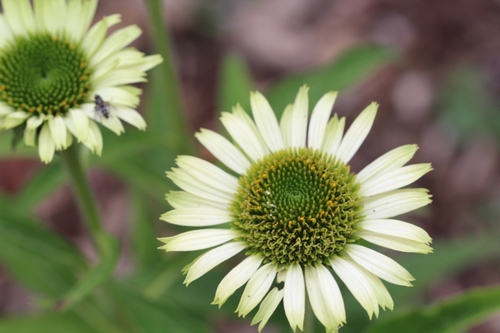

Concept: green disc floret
[[0, 33, 91, 116], [231, 148, 363, 267]]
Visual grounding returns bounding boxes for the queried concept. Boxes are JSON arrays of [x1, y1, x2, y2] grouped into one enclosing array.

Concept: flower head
[[0, 0, 162, 163], [159, 86, 432, 332]]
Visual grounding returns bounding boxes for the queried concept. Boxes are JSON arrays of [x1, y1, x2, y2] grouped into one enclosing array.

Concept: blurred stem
[[60, 144, 105, 250], [144, 0, 194, 154]]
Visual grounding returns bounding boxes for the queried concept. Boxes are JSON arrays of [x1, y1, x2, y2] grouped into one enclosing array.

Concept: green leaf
[[0, 198, 85, 297], [130, 191, 165, 269], [0, 312, 97, 333], [218, 52, 253, 113], [59, 234, 119, 310], [265, 45, 394, 117], [109, 282, 214, 333], [366, 286, 500, 333], [15, 162, 65, 210]]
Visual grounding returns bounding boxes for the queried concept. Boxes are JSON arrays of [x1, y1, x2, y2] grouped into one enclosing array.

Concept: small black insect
[[94, 94, 111, 119]]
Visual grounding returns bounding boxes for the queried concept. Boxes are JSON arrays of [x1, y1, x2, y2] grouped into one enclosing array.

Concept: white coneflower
[[0, 0, 162, 163], [159, 86, 432, 332]]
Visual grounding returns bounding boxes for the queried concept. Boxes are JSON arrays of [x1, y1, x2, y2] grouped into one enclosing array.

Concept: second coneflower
[[0, 0, 162, 162], [159, 86, 432, 332]]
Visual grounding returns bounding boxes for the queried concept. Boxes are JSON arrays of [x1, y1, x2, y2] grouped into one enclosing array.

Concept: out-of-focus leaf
[[15, 161, 65, 210], [60, 234, 119, 310], [109, 282, 215, 333], [0, 198, 85, 297], [0, 132, 37, 158], [438, 66, 500, 142], [365, 287, 500, 333], [218, 52, 253, 113], [265, 45, 394, 117], [0, 312, 97, 333], [337, 235, 500, 333]]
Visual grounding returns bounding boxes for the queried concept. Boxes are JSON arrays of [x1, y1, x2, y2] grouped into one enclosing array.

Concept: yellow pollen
[[0, 85, 5, 91], [327, 200, 334, 207], [61, 100, 67, 106], [29, 107, 35, 113], [7, 98, 12, 103], [262, 173, 268, 179], [80, 62, 87, 68], [52, 36, 58, 41]]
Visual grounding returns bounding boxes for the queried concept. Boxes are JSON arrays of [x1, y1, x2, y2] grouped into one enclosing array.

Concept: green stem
[[60, 144, 104, 249], [144, 0, 194, 154]]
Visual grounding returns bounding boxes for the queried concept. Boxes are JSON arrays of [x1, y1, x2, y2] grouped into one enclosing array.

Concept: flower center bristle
[[231, 148, 363, 267], [0, 33, 92, 116]]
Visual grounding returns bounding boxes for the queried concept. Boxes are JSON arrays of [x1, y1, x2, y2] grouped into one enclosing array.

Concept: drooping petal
[[288, 86, 309, 148], [359, 164, 433, 197], [160, 207, 232, 227], [345, 244, 414, 286], [361, 188, 432, 220], [220, 110, 267, 162], [68, 108, 89, 142], [335, 103, 377, 163], [330, 257, 378, 318], [38, 122, 55, 163], [236, 263, 277, 317], [284, 264, 305, 332], [183, 242, 245, 285], [356, 145, 419, 184], [250, 91, 284, 152], [158, 229, 238, 252], [195, 128, 251, 175], [280, 104, 294, 148], [308, 91, 337, 150], [251, 287, 284, 332], [48, 116, 68, 150], [305, 264, 346, 329], [213, 255, 263, 306], [321, 114, 346, 157], [176, 155, 239, 195]]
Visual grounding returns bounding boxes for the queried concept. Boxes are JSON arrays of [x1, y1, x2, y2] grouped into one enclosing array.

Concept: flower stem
[[60, 144, 104, 249]]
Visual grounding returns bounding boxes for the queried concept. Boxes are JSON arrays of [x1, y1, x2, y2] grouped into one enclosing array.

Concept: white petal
[[81, 120, 103, 155], [166, 191, 227, 210], [357, 145, 419, 184], [48, 116, 67, 150], [167, 168, 234, 203], [195, 129, 250, 175], [159, 229, 238, 252], [23, 126, 36, 147], [336, 103, 378, 163], [305, 264, 346, 330], [308, 91, 337, 150], [355, 230, 433, 254], [91, 25, 142, 66], [280, 104, 294, 148], [345, 244, 414, 286], [38, 122, 55, 163], [330, 257, 378, 318], [93, 87, 140, 108], [284, 264, 305, 332], [288, 86, 309, 148], [0, 16, 13, 46], [220, 111, 267, 162], [81, 14, 122, 58], [250, 91, 284, 152], [358, 219, 432, 244], [66, 0, 98, 41], [176, 156, 238, 195], [213, 255, 263, 306], [321, 115, 346, 157], [160, 207, 232, 227], [184, 242, 245, 285], [2, 111, 30, 129], [361, 188, 432, 219], [26, 116, 43, 130], [251, 287, 284, 332], [3, 0, 35, 35], [360, 164, 433, 197], [114, 106, 146, 130], [236, 263, 277, 317], [68, 109, 89, 142]]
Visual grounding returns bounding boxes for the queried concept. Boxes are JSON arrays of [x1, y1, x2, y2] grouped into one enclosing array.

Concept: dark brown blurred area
[[1, 0, 500, 331]]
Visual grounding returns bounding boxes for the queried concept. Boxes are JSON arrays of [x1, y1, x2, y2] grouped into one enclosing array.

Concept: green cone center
[[0, 33, 91, 116], [231, 148, 363, 267]]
